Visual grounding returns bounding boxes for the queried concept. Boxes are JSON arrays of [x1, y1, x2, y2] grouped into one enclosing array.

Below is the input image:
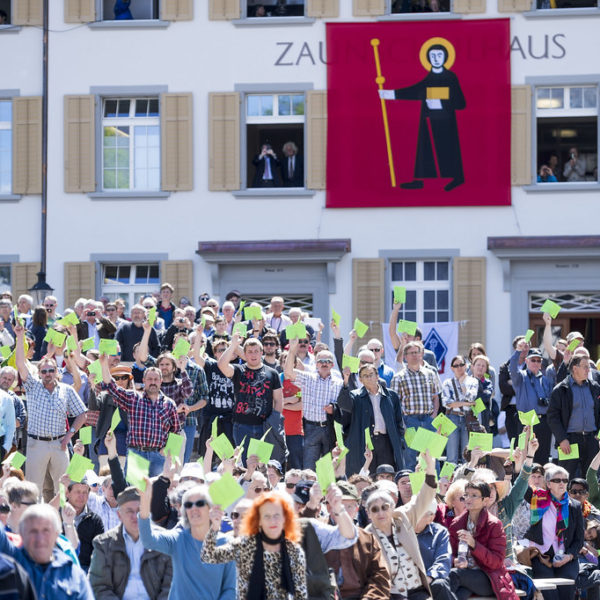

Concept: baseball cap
[[267, 460, 283, 476], [337, 481, 359, 501], [394, 469, 412, 483], [566, 331, 584, 343], [180, 463, 205, 482], [117, 486, 141, 506], [527, 348, 543, 358], [225, 290, 242, 301], [375, 464, 395, 476]]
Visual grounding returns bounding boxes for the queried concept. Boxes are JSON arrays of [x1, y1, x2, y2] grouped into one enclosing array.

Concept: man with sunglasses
[[14, 323, 88, 501], [262, 332, 281, 372], [285, 338, 343, 470], [42, 296, 61, 327], [510, 343, 555, 464]]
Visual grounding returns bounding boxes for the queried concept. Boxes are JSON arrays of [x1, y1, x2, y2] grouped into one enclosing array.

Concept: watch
[[69, 427, 76, 434]]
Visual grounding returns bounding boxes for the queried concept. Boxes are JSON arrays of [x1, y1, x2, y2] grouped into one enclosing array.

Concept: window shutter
[[160, 261, 194, 304], [498, 0, 532, 11], [12, 97, 42, 195], [352, 258, 385, 342], [11, 263, 41, 300], [306, 90, 327, 190], [64, 95, 95, 193], [64, 262, 96, 308], [160, 0, 193, 21], [307, 0, 339, 18], [208, 92, 240, 191], [208, 0, 241, 20], [161, 93, 193, 191], [13, 0, 43, 25], [453, 0, 486, 12], [64, 0, 95, 23], [453, 257, 486, 353], [511, 85, 532, 186], [352, 0, 385, 16]]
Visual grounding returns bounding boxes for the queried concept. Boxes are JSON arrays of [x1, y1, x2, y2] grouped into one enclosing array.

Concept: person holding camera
[[76, 299, 116, 347], [509, 342, 554, 464], [252, 143, 281, 187], [537, 163, 557, 183], [563, 146, 586, 182]]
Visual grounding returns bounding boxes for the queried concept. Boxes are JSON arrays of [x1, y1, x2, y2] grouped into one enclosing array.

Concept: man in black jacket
[[498, 335, 525, 441], [547, 354, 600, 478]]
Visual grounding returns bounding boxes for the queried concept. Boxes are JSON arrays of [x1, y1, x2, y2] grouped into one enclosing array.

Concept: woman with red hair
[[202, 491, 307, 600]]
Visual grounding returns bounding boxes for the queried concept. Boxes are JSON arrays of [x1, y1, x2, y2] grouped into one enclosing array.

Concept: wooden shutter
[[208, 92, 240, 191], [64, 95, 95, 193], [161, 93, 193, 191], [307, 0, 339, 17], [64, 0, 95, 23], [352, 0, 385, 16], [511, 85, 532, 186], [161, 261, 194, 304], [64, 262, 96, 308], [160, 0, 193, 21], [352, 258, 385, 342], [11, 263, 41, 300], [13, 0, 43, 25], [208, 0, 241, 20], [498, 0, 532, 11], [306, 90, 327, 190], [12, 97, 42, 195], [453, 0, 486, 12], [453, 257, 486, 353]]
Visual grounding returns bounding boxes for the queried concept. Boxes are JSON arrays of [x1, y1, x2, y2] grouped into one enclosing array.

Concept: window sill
[[88, 20, 170, 29], [523, 8, 600, 18], [232, 17, 316, 26], [523, 182, 600, 192], [0, 194, 21, 202], [88, 191, 170, 200], [0, 25, 21, 33], [378, 12, 460, 21], [233, 188, 315, 198]]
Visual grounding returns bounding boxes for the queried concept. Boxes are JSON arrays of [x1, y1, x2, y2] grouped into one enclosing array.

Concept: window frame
[[89, 0, 170, 27], [234, 0, 315, 24], [530, 1, 600, 16], [379, 0, 458, 20], [0, 90, 20, 202]]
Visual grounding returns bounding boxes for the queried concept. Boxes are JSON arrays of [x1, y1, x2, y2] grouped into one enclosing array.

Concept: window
[[245, 92, 305, 189], [390, 0, 450, 13], [530, 291, 600, 313], [0, 0, 10, 24], [102, 263, 160, 311], [0, 265, 9, 294], [0, 100, 10, 194], [102, 98, 160, 191], [246, 1, 305, 17], [240, 293, 314, 313], [101, 0, 159, 20], [535, 84, 598, 183], [391, 260, 450, 323], [536, 0, 597, 8]]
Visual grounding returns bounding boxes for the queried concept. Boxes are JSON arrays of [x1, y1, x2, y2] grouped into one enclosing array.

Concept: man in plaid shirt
[[285, 337, 343, 470], [99, 354, 180, 477], [390, 340, 441, 470]]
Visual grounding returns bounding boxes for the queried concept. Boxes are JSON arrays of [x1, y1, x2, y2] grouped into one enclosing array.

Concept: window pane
[[391, 262, 403, 280], [104, 100, 118, 118], [278, 95, 291, 116], [117, 170, 129, 189], [438, 311, 449, 322], [0, 265, 10, 294], [292, 95, 305, 115], [584, 87, 597, 108], [0, 101, 11, 121], [437, 261, 449, 280], [117, 99, 130, 117], [424, 262, 435, 281], [570, 87, 583, 109], [437, 290, 449, 309], [134, 125, 160, 190], [405, 311, 417, 322], [116, 126, 130, 146], [103, 170, 116, 189], [404, 262, 416, 281], [104, 265, 118, 282], [135, 265, 149, 283], [424, 311, 436, 323], [0, 130, 11, 194], [260, 95, 273, 116], [247, 96, 260, 116], [103, 148, 116, 168], [405, 290, 416, 310], [135, 99, 149, 117], [148, 99, 159, 116], [149, 265, 160, 283], [117, 266, 131, 283], [424, 290, 435, 310], [537, 87, 563, 109]]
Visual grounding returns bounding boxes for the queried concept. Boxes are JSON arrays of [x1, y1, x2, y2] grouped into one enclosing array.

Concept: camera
[[537, 397, 548, 408], [86, 311, 96, 317], [177, 318, 185, 324]]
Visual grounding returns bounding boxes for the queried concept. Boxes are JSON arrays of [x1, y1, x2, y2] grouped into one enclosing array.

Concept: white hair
[[19, 504, 61, 535]]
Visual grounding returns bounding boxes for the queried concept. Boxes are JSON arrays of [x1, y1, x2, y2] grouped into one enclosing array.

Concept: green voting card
[[164, 432, 184, 458], [408, 428, 448, 458], [211, 416, 219, 439], [210, 434, 235, 460], [432, 414, 457, 437], [558, 443, 579, 461], [110, 409, 121, 432], [393, 286, 406, 304], [247, 438, 273, 464], [78, 426, 92, 445], [59, 483, 67, 508], [468, 432, 493, 452], [524, 329, 535, 343], [172, 338, 191, 359], [509, 437, 515, 460], [397, 320, 418, 336], [244, 306, 263, 321], [0, 346, 11, 360], [126, 451, 150, 491], [540, 299, 561, 319], [316, 452, 336, 494], [3, 451, 26, 469], [353, 318, 368, 338], [567, 338, 581, 352], [409, 471, 426, 495], [81, 337, 95, 352], [439, 462, 456, 479], [209, 472, 245, 508], [472, 398, 486, 416], [66, 454, 94, 483], [87, 360, 102, 383], [66, 336, 77, 353], [365, 427, 374, 451], [518, 432, 527, 451], [332, 310, 341, 327], [148, 306, 157, 327], [232, 322, 247, 337], [405, 427, 416, 447], [98, 339, 118, 356], [342, 354, 360, 373], [518, 410, 540, 427]]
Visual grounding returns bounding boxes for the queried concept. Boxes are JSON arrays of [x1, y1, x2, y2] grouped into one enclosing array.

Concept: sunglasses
[[529, 358, 542, 363], [285, 482, 296, 489], [252, 487, 265, 493], [0, 505, 9, 514], [40, 368, 55, 374], [183, 499, 207, 509], [317, 359, 333, 365], [370, 347, 382, 352], [263, 341, 277, 346], [452, 363, 466, 368], [550, 478, 569, 484], [298, 341, 309, 346], [570, 488, 587, 496], [369, 503, 390, 514], [231, 511, 244, 519], [200, 296, 210, 301], [114, 375, 130, 381], [106, 307, 116, 312]]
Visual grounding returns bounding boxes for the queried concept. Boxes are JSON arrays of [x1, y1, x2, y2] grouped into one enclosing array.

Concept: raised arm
[[284, 338, 300, 382], [217, 334, 241, 379], [13, 324, 29, 382], [388, 302, 402, 351], [138, 322, 153, 363], [542, 312, 556, 360]]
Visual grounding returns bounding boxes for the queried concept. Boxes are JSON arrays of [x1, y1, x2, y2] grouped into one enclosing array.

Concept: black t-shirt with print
[[231, 363, 281, 425]]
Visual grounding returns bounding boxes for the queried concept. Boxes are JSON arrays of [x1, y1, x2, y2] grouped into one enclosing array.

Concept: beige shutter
[[64, 95, 95, 193], [11, 263, 41, 300], [12, 97, 42, 195], [64, 0, 95, 23], [307, 0, 339, 17], [161, 261, 194, 304], [13, 0, 43, 25], [64, 262, 96, 308], [453, 257, 486, 353], [160, 0, 193, 21], [352, 0, 385, 16], [511, 85, 532, 186], [208, 92, 240, 191], [161, 93, 193, 191], [352, 258, 385, 342], [453, 0, 486, 12], [498, 0, 532, 11], [306, 90, 327, 190], [208, 0, 241, 20]]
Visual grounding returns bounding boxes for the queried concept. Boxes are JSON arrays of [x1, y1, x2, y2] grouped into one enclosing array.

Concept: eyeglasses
[[106, 307, 116, 312], [550, 478, 569, 484], [263, 341, 277, 347], [44, 304, 55, 308], [465, 493, 483, 500], [298, 341, 309, 346], [360, 360, 374, 365], [0, 505, 10, 513], [369, 347, 382, 352], [452, 363, 466, 368], [114, 375, 130, 381], [369, 503, 390, 514], [200, 296, 210, 301], [285, 482, 296, 489], [528, 358, 542, 363], [570, 488, 587, 496], [40, 368, 55, 374], [252, 487, 265, 493], [317, 359, 333, 365], [183, 499, 207, 509], [231, 511, 244, 519], [405, 351, 421, 356]]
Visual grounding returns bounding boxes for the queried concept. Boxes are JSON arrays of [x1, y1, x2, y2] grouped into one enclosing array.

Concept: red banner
[[326, 20, 511, 208]]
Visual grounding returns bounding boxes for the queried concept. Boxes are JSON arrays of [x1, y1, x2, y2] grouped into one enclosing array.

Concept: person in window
[[0, 11, 8, 24], [538, 164, 557, 182], [280, 142, 304, 187], [252, 143, 281, 187], [563, 146, 586, 181], [113, 0, 133, 20], [253, 4, 269, 16]]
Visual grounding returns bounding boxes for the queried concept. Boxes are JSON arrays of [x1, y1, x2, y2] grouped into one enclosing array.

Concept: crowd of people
[[0, 284, 598, 600]]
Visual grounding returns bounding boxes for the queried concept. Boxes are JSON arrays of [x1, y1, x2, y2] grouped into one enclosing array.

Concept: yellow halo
[[419, 37, 456, 71]]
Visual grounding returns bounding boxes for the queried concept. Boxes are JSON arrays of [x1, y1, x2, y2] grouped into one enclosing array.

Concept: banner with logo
[[326, 19, 511, 208]]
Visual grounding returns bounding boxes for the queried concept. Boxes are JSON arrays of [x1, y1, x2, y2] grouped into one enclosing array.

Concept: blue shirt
[[416, 522, 452, 580], [509, 350, 553, 414], [377, 362, 395, 387], [567, 375, 596, 433]]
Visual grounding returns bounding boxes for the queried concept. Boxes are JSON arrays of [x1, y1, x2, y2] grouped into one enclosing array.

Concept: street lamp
[[29, 272, 54, 306]]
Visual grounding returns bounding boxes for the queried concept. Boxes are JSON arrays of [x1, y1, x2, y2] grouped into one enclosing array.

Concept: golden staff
[[371, 38, 396, 188]]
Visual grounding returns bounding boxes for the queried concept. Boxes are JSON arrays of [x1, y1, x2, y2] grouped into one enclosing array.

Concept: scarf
[[247, 530, 294, 600], [530, 489, 569, 543]]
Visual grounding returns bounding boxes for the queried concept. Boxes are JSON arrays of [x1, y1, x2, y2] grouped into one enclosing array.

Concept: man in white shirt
[[265, 296, 292, 334], [0, 389, 15, 461]]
